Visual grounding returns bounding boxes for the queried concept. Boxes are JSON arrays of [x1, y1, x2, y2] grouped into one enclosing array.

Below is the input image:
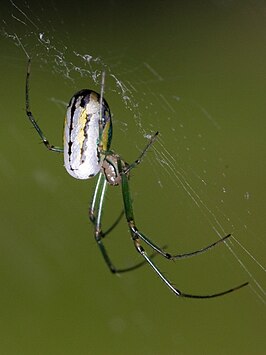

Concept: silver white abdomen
[[64, 90, 108, 180]]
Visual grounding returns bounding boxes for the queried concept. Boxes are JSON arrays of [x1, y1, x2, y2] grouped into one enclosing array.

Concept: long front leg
[[25, 58, 63, 153]]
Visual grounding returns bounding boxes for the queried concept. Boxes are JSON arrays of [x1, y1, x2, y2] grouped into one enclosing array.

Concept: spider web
[[1, 0, 265, 303]]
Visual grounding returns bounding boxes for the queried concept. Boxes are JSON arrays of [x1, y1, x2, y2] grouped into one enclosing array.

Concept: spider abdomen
[[64, 89, 112, 179]]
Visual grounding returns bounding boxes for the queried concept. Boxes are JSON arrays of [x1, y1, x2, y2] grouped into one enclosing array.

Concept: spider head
[[101, 152, 129, 186]]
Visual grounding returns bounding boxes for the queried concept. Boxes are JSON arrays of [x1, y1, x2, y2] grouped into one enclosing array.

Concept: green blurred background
[[0, 1, 265, 354]]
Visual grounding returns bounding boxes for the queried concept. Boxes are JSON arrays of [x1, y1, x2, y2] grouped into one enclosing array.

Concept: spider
[[25, 58, 248, 299]]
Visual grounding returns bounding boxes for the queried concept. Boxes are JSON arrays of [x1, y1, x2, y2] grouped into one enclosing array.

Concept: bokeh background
[[0, 1, 265, 354]]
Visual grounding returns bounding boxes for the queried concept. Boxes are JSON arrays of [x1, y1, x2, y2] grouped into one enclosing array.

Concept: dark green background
[[1, 1, 265, 354]]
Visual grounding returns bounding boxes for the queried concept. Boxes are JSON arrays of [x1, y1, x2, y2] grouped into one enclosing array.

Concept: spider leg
[[123, 132, 234, 260], [89, 173, 124, 238], [124, 131, 159, 174], [92, 175, 232, 259], [118, 157, 248, 298], [136, 229, 233, 260], [89, 173, 158, 273], [135, 240, 248, 298], [170, 233, 232, 259], [102, 210, 124, 238], [25, 58, 63, 153], [89, 173, 116, 272]]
